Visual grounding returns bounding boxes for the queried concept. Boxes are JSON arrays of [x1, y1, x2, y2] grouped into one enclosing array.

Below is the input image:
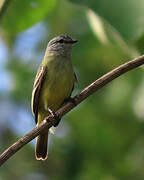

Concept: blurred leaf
[[7, 59, 34, 101], [0, 0, 10, 21], [135, 33, 144, 54], [0, 0, 56, 33], [0, 0, 5, 9], [86, 9, 109, 45], [85, 9, 139, 58], [69, 0, 144, 40]]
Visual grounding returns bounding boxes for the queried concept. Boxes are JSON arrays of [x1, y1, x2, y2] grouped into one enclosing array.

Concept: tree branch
[[1, 54, 144, 166]]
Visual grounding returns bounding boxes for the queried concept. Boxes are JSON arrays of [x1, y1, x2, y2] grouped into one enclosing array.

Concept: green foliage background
[[1, 0, 144, 179]]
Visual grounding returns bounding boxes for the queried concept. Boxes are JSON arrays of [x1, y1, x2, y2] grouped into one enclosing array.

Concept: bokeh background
[[1, 0, 144, 179]]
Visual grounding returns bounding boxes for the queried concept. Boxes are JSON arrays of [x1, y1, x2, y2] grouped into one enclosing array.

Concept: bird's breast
[[40, 58, 74, 111]]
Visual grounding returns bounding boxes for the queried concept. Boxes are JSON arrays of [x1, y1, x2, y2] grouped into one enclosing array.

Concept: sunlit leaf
[[0, 0, 5, 9], [0, 0, 56, 33], [70, 0, 144, 40], [86, 9, 109, 44], [85, 9, 139, 58]]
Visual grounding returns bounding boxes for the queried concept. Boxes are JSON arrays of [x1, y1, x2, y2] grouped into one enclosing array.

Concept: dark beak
[[71, 39, 78, 44]]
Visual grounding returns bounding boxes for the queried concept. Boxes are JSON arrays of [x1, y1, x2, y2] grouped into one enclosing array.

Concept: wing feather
[[31, 65, 47, 123]]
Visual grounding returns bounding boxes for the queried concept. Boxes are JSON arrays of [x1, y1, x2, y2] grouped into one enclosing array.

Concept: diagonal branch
[[1, 54, 144, 166]]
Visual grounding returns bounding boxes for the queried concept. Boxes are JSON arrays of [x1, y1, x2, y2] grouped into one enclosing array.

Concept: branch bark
[[1, 54, 144, 166]]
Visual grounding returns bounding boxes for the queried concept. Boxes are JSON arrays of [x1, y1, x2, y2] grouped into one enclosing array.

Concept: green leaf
[[69, 0, 144, 40], [0, 0, 5, 9], [0, 0, 56, 33], [85, 9, 139, 58]]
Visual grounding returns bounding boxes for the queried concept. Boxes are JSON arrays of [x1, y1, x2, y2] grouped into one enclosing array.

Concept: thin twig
[[0, 54, 144, 166]]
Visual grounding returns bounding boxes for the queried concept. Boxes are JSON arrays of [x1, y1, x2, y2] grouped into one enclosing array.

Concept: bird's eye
[[59, 39, 64, 43]]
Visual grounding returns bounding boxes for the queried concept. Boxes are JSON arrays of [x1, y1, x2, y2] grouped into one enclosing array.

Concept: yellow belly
[[39, 59, 74, 114]]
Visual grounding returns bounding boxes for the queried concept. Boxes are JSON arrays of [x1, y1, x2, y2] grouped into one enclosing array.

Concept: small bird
[[31, 35, 78, 160]]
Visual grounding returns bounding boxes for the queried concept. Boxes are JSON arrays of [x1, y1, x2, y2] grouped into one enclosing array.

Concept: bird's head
[[46, 35, 78, 57]]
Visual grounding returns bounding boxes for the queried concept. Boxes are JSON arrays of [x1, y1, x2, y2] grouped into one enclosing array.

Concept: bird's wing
[[31, 65, 47, 124], [68, 72, 78, 97]]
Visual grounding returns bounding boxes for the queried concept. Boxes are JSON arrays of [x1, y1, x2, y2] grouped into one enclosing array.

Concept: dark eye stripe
[[50, 39, 72, 45], [59, 39, 64, 43]]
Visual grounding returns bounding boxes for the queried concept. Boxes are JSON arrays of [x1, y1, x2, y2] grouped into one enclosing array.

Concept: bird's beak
[[71, 39, 78, 44]]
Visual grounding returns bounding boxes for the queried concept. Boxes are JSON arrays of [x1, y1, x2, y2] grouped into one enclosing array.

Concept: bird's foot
[[62, 97, 77, 106], [69, 97, 77, 105], [48, 107, 60, 127]]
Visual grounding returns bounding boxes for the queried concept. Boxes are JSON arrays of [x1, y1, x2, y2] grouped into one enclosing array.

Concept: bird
[[31, 35, 78, 160]]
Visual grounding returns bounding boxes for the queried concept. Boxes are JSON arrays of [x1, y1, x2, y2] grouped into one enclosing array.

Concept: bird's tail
[[35, 129, 48, 161]]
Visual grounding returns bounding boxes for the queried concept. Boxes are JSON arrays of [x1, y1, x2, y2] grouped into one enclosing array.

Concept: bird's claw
[[68, 97, 76, 106], [48, 107, 60, 127], [62, 97, 76, 106]]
